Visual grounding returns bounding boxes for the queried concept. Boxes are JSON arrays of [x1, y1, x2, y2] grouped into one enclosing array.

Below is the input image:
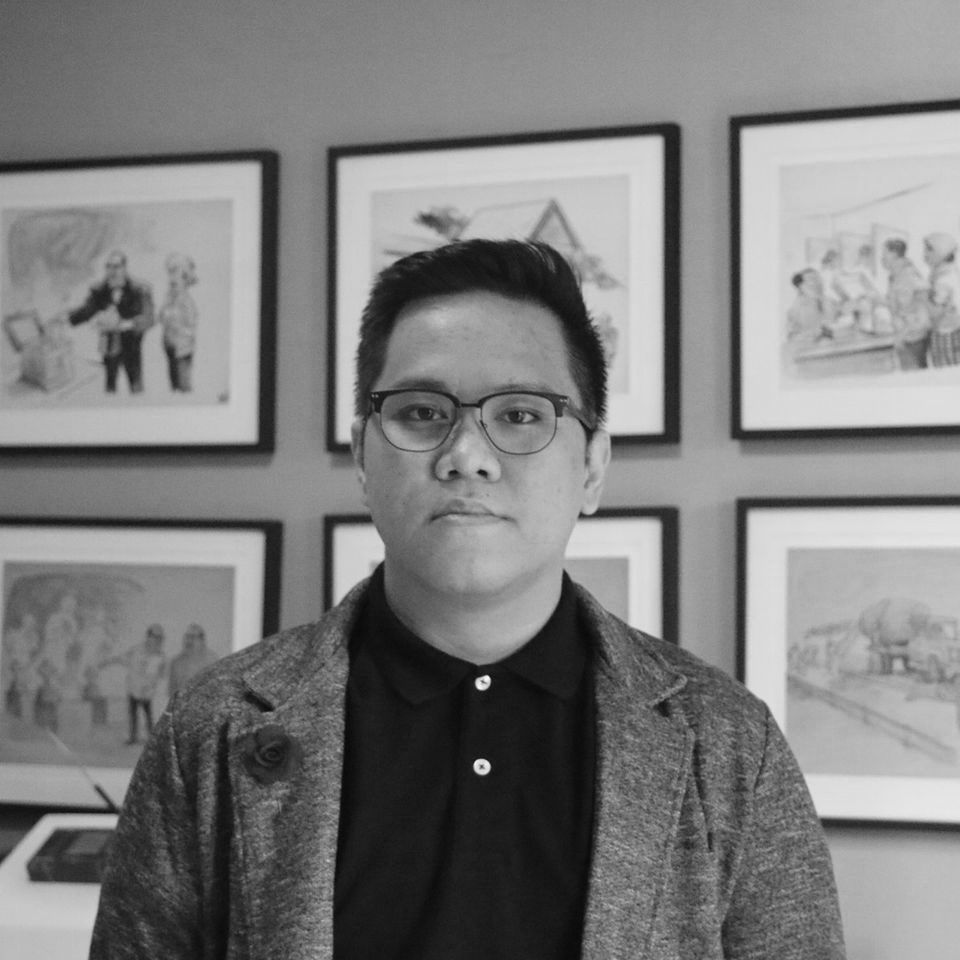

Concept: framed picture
[[732, 98, 960, 438], [0, 517, 282, 807], [737, 497, 960, 827], [0, 150, 278, 452], [323, 506, 678, 642], [327, 125, 680, 450]]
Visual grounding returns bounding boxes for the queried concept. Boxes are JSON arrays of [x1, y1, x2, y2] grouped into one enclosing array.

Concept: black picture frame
[[323, 506, 678, 643], [327, 124, 681, 451], [732, 98, 960, 438], [737, 496, 960, 828], [0, 150, 278, 453], [0, 516, 282, 807]]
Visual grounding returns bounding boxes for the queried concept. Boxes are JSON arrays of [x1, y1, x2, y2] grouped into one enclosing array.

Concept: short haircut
[[884, 238, 907, 258], [354, 239, 608, 428]]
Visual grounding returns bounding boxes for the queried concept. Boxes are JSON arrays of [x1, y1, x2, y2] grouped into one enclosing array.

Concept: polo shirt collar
[[360, 566, 587, 704]]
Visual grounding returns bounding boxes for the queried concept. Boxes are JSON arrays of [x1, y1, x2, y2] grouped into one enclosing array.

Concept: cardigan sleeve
[[88, 705, 205, 959], [721, 708, 846, 958]]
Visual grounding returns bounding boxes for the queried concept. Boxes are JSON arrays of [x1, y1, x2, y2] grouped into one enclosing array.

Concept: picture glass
[[736, 104, 960, 434], [0, 154, 275, 449], [0, 523, 273, 806], [741, 502, 960, 825], [331, 128, 677, 446]]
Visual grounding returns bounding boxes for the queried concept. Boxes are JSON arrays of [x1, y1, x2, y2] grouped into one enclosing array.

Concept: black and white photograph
[[0, 151, 277, 452], [733, 99, 960, 437], [737, 498, 960, 827], [328, 126, 680, 448], [0, 518, 281, 807]]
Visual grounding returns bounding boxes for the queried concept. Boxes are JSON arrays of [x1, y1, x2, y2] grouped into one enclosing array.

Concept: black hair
[[354, 238, 608, 428]]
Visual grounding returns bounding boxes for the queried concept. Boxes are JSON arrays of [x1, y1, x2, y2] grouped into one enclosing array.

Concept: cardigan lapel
[[576, 588, 694, 959], [230, 589, 361, 960]]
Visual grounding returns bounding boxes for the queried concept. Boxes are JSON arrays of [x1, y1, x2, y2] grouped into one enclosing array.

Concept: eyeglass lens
[[378, 390, 560, 454]]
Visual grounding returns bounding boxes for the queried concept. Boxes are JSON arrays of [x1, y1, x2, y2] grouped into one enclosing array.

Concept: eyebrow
[[381, 376, 563, 395]]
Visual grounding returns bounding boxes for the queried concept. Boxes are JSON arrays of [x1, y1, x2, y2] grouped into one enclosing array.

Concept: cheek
[[362, 453, 423, 524], [519, 459, 588, 526]]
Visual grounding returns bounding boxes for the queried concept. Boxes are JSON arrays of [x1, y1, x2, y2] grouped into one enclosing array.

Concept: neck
[[382, 564, 564, 664]]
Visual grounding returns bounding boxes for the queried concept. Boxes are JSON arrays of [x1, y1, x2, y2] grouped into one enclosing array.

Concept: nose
[[434, 407, 502, 481]]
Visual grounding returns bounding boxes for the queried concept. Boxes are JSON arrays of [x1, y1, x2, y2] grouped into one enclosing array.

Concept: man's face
[[105, 256, 127, 288], [800, 270, 821, 296], [352, 290, 610, 605]]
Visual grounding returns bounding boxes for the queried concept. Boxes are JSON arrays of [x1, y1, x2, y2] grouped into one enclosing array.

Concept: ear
[[580, 429, 611, 516], [350, 418, 369, 504]]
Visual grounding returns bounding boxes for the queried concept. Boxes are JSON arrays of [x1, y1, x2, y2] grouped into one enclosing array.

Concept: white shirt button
[[473, 758, 492, 776], [474, 674, 491, 691]]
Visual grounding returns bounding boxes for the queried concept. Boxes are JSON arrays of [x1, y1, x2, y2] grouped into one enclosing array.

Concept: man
[[167, 623, 216, 697], [880, 238, 930, 370], [786, 266, 836, 350], [90, 240, 845, 958], [121, 623, 167, 745], [62, 249, 154, 392], [922, 231, 960, 367]]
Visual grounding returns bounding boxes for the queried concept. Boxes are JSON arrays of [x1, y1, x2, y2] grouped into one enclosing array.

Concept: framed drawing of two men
[[0, 151, 277, 453]]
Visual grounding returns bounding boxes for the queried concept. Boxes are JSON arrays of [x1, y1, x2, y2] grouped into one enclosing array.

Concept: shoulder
[[164, 581, 368, 731], [127, 277, 154, 297], [576, 582, 771, 744]]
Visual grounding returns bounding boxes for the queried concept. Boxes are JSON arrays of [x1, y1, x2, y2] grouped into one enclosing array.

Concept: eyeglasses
[[367, 389, 594, 455]]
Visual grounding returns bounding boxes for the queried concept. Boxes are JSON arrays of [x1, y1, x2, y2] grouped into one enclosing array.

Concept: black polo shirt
[[333, 567, 596, 960]]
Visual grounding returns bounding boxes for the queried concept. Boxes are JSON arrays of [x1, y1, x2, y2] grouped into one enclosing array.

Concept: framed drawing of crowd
[[732, 98, 960, 438], [0, 518, 282, 807], [0, 151, 278, 452], [327, 124, 680, 450]]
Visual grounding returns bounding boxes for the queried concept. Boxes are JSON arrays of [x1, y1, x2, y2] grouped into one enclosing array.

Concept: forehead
[[377, 290, 575, 394]]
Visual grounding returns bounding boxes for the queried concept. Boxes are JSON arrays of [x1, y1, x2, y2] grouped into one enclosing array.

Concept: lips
[[432, 499, 501, 520]]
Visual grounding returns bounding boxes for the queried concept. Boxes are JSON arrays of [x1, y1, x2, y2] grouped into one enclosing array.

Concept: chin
[[408, 547, 527, 599]]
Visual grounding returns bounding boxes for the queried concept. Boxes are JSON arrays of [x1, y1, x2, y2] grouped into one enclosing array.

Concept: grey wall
[[2, 0, 960, 955]]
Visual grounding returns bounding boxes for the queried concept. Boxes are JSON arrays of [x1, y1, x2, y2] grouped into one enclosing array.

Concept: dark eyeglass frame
[[367, 388, 596, 455]]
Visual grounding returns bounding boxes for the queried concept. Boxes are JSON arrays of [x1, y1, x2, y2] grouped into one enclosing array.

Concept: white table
[[0, 812, 116, 960]]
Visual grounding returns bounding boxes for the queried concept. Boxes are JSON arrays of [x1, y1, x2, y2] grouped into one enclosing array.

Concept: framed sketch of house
[[732, 99, 960, 438], [324, 506, 678, 643], [0, 517, 282, 807], [0, 151, 278, 452], [327, 125, 680, 450], [737, 497, 960, 827]]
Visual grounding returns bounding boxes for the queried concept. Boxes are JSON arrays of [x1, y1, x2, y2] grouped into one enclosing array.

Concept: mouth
[[432, 500, 504, 522]]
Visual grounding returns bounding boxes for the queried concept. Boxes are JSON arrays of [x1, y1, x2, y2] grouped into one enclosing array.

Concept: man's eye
[[499, 407, 541, 426], [396, 404, 447, 422]]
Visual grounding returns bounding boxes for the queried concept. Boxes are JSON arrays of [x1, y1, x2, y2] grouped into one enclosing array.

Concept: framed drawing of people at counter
[[732, 99, 960, 438], [0, 151, 278, 453], [0, 517, 282, 808]]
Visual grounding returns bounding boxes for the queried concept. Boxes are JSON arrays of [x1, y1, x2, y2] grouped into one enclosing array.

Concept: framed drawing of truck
[[737, 497, 960, 828]]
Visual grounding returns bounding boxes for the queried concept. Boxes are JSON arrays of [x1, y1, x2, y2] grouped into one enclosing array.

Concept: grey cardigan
[[90, 580, 846, 959]]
